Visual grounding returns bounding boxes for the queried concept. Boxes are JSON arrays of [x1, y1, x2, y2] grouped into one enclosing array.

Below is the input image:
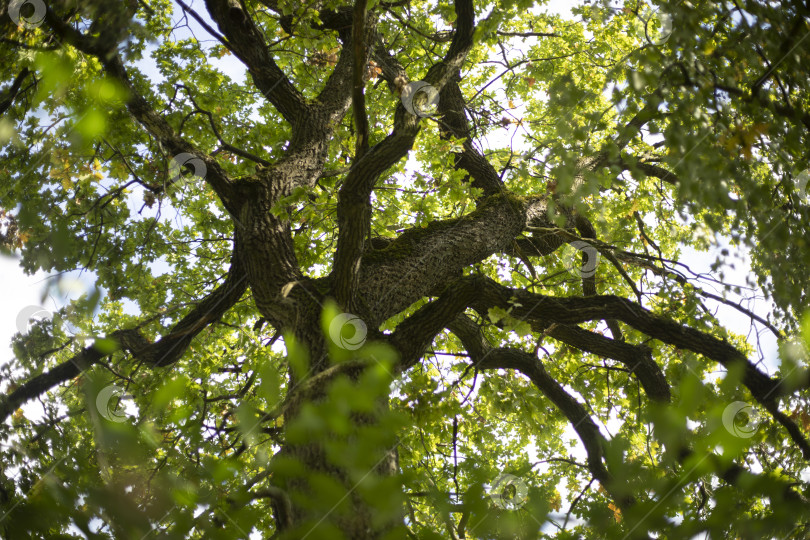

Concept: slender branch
[[496, 31, 559, 38], [42, 8, 240, 213]]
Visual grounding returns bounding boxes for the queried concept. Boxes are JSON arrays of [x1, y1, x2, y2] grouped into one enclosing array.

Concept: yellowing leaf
[[608, 502, 622, 522], [550, 489, 562, 512]]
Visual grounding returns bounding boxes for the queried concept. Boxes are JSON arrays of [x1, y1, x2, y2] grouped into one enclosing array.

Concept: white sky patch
[[0, 255, 98, 421]]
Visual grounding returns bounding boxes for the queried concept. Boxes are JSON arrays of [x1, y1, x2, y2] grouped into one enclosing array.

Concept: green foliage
[[1, 0, 810, 538]]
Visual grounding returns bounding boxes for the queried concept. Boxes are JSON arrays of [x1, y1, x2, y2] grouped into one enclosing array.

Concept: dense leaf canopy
[[1, 0, 810, 538]]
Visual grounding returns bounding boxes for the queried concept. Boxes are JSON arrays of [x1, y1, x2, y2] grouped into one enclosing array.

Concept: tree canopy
[[1, 0, 810, 538]]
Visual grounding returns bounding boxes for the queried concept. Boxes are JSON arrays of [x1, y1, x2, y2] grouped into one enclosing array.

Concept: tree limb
[[331, 0, 478, 309], [470, 277, 810, 458], [203, 0, 307, 125], [0, 245, 247, 422], [447, 314, 636, 510]]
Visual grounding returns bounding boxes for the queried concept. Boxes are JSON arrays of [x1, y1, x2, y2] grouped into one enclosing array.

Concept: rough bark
[[3, 0, 809, 537]]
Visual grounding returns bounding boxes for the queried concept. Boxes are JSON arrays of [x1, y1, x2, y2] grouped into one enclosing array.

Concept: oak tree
[[1, 0, 810, 538]]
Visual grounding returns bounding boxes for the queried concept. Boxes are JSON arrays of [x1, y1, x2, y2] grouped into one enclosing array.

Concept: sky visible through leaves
[[0, 0, 810, 538]]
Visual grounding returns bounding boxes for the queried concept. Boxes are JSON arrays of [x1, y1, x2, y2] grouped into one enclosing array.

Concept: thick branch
[[351, 0, 370, 159], [448, 315, 807, 518], [140, 246, 248, 367], [422, 0, 475, 88], [331, 0, 478, 309], [612, 97, 662, 153], [0, 246, 247, 422], [0, 329, 145, 423], [437, 77, 505, 197], [622, 160, 680, 185], [312, 10, 356, 134], [256, 486, 294, 532], [447, 315, 635, 510], [203, 0, 307, 125], [547, 324, 671, 403], [332, 124, 420, 307], [390, 280, 480, 371], [356, 193, 538, 323], [470, 277, 810, 458], [0, 68, 30, 116]]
